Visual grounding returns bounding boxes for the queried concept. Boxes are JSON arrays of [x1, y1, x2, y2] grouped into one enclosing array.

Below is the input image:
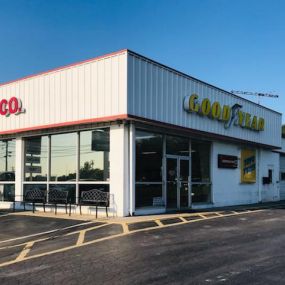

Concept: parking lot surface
[[1, 205, 285, 284]]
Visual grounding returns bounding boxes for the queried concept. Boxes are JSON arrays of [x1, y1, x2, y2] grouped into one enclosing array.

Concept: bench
[[23, 188, 47, 213], [48, 189, 70, 215], [79, 189, 109, 218], [23, 188, 71, 215]]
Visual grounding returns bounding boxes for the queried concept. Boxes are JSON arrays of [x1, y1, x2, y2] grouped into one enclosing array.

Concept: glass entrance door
[[166, 156, 190, 209]]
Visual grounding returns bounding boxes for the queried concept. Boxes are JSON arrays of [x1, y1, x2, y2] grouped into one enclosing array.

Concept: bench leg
[[96, 206, 98, 219], [55, 204, 57, 215], [69, 203, 71, 216], [24, 202, 26, 211], [65, 203, 67, 214], [43, 203, 46, 212], [33, 202, 35, 213], [13, 201, 15, 212], [106, 206, 108, 218], [80, 204, 82, 215]]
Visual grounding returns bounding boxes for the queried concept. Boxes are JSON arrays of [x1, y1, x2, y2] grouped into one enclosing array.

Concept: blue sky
[[0, 0, 284, 120]]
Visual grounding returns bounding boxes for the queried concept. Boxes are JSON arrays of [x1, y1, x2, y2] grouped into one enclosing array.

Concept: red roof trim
[[0, 49, 128, 87], [0, 114, 128, 135]]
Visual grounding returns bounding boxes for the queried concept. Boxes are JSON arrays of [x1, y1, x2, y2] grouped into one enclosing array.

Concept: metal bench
[[23, 188, 47, 213], [79, 189, 109, 218], [48, 189, 70, 215]]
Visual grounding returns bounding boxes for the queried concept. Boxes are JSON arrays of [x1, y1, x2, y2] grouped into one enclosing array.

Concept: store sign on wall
[[240, 149, 256, 183], [0, 97, 25, 117], [183, 94, 265, 131]]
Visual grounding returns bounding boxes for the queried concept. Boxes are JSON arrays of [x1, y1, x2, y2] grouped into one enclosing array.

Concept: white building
[[0, 49, 282, 216]]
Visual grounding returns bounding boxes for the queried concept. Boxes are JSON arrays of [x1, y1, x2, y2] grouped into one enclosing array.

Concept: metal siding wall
[[128, 53, 282, 148], [0, 52, 127, 133]]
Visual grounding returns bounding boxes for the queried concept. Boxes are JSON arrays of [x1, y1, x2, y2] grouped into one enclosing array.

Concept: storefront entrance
[[166, 155, 190, 209]]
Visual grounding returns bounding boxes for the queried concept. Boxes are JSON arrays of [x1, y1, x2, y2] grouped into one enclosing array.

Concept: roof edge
[[0, 49, 128, 87], [126, 49, 282, 116]]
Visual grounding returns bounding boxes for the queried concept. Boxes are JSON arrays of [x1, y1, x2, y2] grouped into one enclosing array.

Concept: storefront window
[[136, 184, 162, 208], [49, 184, 76, 204], [50, 133, 77, 181], [23, 184, 47, 197], [136, 130, 163, 182], [80, 129, 109, 181], [191, 141, 211, 183], [0, 184, 15, 202], [135, 130, 163, 208], [191, 140, 211, 204], [192, 184, 211, 203], [0, 140, 15, 181], [166, 135, 189, 155], [24, 136, 48, 181], [0, 140, 15, 201]]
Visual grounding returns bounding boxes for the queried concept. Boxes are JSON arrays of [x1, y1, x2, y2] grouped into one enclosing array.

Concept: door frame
[[165, 154, 191, 209]]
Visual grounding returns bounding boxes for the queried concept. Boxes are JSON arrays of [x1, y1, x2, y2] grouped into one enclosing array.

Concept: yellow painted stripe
[[0, 209, 264, 269], [155, 220, 164, 227], [76, 230, 86, 246], [15, 241, 34, 261]]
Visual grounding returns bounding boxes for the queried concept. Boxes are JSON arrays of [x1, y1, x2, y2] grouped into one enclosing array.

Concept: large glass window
[[50, 133, 77, 181], [80, 129, 109, 181], [24, 136, 48, 181], [0, 140, 15, 202], [22, 129, 110, 205], [191, 140, 211, 203], [49, 184, 76, 204], [166, 135, 189, 155], [0, 140, 15, 181], [136, 130, 163, 182], [135, 130, 163, 208]]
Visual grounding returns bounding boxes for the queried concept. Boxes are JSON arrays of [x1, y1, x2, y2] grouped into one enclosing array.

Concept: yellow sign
[[183, 94, 265, 131], [241, 149, 256, 183]]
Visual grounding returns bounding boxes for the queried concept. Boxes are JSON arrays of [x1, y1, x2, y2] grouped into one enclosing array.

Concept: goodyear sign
[[183, 94, 265, 131], [241, 149, 256, 183]]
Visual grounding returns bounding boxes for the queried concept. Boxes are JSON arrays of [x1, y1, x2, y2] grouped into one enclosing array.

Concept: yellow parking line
[[0, 223, 109, 250], [198, 213, 207, 219], [16, 241, 34, 261], [0, 208, 265, 269], [122, 223, 129, 233], [76, 230, 86, 246], [155, 220, 164, 227], [179, 217, 188, 222]]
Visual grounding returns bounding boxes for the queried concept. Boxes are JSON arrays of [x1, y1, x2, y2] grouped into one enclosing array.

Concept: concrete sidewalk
[[2, 200, 285, 225]]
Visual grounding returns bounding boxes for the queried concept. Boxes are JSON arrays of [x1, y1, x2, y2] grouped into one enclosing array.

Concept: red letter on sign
[[8, 97, 20, 114], [0, 99, 8, 116]]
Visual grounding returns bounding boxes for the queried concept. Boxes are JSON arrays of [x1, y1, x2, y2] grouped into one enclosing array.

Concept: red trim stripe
[[0, 114, 128, 135], [0, 49, 128, 87]]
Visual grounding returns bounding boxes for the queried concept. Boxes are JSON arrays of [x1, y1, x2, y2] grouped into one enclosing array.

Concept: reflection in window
[[0, 140, 15, 181], [49, 184, 76, 204], [25, 136, 48, 181], [0, 184, 15, 201], [80, 129, 109, 181], [136, 130, 163, 182], [50, 133, 77, 181], [191, 141, 211, 183]]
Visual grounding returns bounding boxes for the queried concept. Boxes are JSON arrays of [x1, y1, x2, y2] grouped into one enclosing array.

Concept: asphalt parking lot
[[1, 205, 285, 284]]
